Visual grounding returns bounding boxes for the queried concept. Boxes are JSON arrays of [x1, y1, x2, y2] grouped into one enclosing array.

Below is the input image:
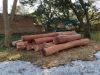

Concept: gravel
[[0, 51, 100, 75]]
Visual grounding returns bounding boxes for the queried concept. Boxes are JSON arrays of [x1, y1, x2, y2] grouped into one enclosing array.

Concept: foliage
[[20, 0, 98, 38]]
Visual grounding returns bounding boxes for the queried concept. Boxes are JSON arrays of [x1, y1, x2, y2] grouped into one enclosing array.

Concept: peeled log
[[22, 32, 58, 42], [26, 43, 35, 50], [22, 31, 76, 42], [34, 37, 55, 44], [43, 39, 90, 56], [16, 40, 28, 50], [53, 34, 82, 44], [33, 44, 44, 51]]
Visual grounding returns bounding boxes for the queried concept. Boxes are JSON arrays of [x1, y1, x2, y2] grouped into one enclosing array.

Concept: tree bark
[[9, 0, 18, 34], [3, 0, 18, 47], [3, 0, 11, 47]]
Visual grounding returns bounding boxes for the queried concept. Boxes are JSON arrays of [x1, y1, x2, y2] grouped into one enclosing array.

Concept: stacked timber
[[12, 31, 90, 56]]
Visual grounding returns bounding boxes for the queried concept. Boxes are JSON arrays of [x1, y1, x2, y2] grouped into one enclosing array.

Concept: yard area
[[0, 0, 100, 75], [0, 32, 100, 75]]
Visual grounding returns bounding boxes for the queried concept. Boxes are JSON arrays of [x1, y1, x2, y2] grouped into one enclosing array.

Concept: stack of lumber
[[12, 31, 90, 56]]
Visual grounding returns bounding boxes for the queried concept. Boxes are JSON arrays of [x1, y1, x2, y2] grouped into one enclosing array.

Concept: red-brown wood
[[22, 31, 77, 42], [34, 37, 55, 44], [22, 32, 58, 42], [16, 40, 28, 50], [43, 39, 90, 56], [53, 34, 82, 44]]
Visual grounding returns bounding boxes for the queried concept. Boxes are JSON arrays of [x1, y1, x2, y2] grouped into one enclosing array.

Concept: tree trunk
[[84, 10, 91, 38], [9, 0, 18, 34], [3, 0, 11, 47]]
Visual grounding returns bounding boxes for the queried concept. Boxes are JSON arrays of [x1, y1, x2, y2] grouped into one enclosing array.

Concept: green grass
[[91, 31, 100, 42], [0, 47, 7, 52]]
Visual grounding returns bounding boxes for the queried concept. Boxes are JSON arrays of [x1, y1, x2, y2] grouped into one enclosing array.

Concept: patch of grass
[[0, 50, 40, 63], [91, 31, 100, 42], [0, 47, 7, 52]]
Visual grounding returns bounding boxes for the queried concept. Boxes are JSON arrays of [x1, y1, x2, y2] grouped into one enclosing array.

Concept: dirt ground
[[0, 41, 98, 68]]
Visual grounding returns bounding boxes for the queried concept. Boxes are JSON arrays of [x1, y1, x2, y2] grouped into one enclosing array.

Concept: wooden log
[[22, 31, 77, 42], [22, 32, 58, 42], [34, 37, 55, 44], [26, 43, 34, 50], [53, 34, 82, 44], [16, 40, 28, 50], [42, 39, 90, 56], [33, 44, 44, 51]]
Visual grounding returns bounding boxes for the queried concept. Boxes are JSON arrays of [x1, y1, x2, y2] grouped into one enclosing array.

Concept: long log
[[42, 39, 90, 56], [22, 32, 58, 42], [53, 34, 82, 44], [22, 31, 77, 42], [34, 37, 55, 44]]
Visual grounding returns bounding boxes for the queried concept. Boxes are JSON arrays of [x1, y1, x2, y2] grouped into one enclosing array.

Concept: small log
[[16, 40, 28, 50], [34, 37, 55, 44], [22, 31, 77, 42], [42, 39, 90, 56], [26, 43, 35, 50], [53, 34, 82, 44], [33, 44, 44, 51]]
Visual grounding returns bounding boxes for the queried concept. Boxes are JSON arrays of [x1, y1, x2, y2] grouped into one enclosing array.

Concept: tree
[[3, 0, 18, 47], [3, 0, 11, 47], [10, 0, 18, 24], [65, 0, 92, 38], [20, 0, 95, 38]]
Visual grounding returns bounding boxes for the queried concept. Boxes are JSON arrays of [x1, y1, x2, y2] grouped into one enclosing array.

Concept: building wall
[[0, 14, 43, 34]]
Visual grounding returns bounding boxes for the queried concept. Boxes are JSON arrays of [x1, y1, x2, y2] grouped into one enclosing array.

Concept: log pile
[[12, 31, 90, 56]]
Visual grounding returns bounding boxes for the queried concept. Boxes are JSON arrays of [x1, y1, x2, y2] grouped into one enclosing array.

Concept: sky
[[0, 0, 20, 13], [0, 0, 39, 13], [0, 0, 100, 14]]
